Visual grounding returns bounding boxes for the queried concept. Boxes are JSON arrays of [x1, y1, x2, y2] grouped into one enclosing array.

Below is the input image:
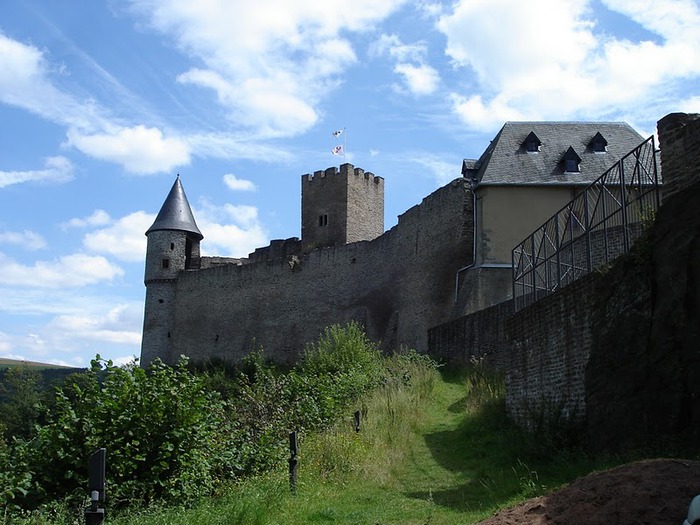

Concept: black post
[[84, 448, 106, 525], [353, 410, 361, 433], [289, 431, 298, 494]]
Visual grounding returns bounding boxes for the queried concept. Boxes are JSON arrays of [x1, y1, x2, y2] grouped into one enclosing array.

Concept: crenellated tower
[[140, 176, 202, 366], [301, 163, 384, 252]]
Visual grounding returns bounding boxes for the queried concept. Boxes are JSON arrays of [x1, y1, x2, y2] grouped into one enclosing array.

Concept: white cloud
[[438, 0, 700, 129], [0, 252, 124, 288], [195, 200, 268, 257], [62, 209, 112, 229], [186, 132, 296, 162], [223, 173, 256, 191], [67, 125, 191, 174], [0, 230, 47, 250], [0, 156, 74, 188], [0, 33, 100, 130], [48, 304, 142, 346], [394, 63, 439, 95], [83, 211, 153, 262], [410, 153, 459, 185], [0, 33, 197, 173], [0, 300, 143, 367], [371, 34, 440, 95], [129, 0, 407, 136]]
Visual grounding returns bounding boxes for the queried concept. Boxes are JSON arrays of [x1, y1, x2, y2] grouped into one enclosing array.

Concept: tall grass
[[107, 351, 614, 525], [4, 341, 648, 525]]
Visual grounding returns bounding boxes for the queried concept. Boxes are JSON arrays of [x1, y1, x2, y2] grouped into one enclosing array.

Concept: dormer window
[[523, 131, 542, 153], [589, 132, 608, 153], [562, 146, 581, 173]]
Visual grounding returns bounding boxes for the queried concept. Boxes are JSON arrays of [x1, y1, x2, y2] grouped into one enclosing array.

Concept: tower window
[[162, 258, 170, 269], [170, 243, 175, 250], [319, 214, 328, 227]]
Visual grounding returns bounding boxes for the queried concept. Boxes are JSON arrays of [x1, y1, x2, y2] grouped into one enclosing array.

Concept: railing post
[[512, 247, 517, 311], [583, 190, 592, 272], [601, 180, 609, 264], [651, 136, 661, 209], [620, 157, 630, 253], [555, 215, 561, 291], [530, 233, 536, 305]]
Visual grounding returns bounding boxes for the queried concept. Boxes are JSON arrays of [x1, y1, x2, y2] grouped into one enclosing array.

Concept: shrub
[[0, 366, 44, 440], [15, 356, 233, 509], [1, 323, 391, 518]]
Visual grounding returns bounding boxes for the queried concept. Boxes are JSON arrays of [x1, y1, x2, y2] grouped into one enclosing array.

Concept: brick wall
[[505, 273, 597, 429], [428, 300, 512, 370]]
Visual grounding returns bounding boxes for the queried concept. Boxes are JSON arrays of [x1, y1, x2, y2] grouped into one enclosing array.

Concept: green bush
[[300, 322, 383, 380], [297, 322, 383, 418], [1, 323, 391, 519], [0, 366, 44, 440], [5, 356, 234, 510]]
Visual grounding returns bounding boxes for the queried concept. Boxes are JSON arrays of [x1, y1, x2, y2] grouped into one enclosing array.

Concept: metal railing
[[512, 136, 660, 312]]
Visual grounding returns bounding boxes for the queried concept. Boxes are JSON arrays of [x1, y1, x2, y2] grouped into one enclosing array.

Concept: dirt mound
[[477, 459, 700, 525]]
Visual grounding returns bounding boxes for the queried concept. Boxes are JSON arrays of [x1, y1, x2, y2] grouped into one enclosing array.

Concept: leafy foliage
[[14, 356, 232, 508], [1, 323, 387, 520], [0, 366, 44, 440]]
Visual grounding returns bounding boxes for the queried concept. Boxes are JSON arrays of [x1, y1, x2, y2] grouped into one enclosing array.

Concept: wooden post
[[289, 431, 298, 494]]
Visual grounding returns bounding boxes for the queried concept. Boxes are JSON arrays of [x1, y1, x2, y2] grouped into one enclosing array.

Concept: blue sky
[[0, 0, 698, 367]]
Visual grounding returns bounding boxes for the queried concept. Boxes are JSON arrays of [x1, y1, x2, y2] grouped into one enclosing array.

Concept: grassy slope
[[110, 366, 611, 525]]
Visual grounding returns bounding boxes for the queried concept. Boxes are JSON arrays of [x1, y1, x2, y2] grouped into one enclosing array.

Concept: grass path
[[111, 368, 596, 525]]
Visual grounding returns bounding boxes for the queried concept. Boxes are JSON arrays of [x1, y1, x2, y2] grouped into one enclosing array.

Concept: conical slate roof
[[146, 176, 203, 240]]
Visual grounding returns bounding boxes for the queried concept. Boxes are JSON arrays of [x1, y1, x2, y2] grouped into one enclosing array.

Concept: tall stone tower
[[140, 176, 202, 366], [301, 163, 384, 252]]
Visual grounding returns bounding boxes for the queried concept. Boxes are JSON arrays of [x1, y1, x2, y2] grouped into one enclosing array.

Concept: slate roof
[[146, 176, 203, 240], [464, 122, 646, 187]]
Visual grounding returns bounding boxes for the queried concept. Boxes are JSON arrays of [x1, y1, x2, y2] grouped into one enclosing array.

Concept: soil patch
[[477, 458, 700, 525]]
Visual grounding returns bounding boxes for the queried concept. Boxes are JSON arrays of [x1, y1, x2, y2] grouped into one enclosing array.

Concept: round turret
[[141, 176, 202, 367]]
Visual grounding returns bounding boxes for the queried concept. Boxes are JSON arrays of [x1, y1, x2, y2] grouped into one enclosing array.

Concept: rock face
[[586, 174, 700, 452]]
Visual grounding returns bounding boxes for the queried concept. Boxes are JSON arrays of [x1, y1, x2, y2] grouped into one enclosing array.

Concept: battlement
[[301, 162, 385, 253], [302, 163, 383, 186]]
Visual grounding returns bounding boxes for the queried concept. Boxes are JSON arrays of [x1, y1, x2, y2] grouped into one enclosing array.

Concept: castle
[[140, 122, 646, 366]]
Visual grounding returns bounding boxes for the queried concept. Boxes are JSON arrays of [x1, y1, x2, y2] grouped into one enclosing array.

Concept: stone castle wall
[[166, 179, 472, 365], [657, 113, 700, 201], [301, 164, 384, 252], [427, 113, 700, 447]]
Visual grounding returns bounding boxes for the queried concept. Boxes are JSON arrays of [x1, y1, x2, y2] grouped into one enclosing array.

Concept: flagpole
[[343, 127, 347, 162]]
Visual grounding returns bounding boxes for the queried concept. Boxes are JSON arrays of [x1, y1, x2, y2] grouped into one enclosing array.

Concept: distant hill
[[0, 359, 86, 395], [0, 358, 78, 370]]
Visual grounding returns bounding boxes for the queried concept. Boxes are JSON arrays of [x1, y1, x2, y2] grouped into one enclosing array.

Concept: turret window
[[162, 258, 170, 269], [319, 214, 328, 227]]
